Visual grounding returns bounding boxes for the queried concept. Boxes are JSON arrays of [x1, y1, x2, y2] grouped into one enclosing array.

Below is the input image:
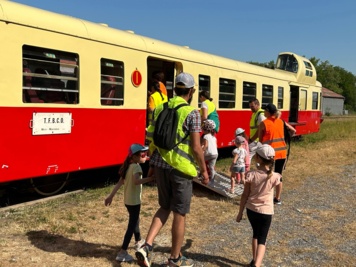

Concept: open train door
[[289, 85, 299, 122], [147, 57, 176, 98], [146, 57, 176, 127]]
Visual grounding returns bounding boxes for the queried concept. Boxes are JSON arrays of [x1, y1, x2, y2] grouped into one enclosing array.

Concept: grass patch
[[0, 116, 355, 266], [297, 117, 356, 146]]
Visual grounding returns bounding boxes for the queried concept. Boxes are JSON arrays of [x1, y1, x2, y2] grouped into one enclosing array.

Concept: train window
[[304, 61, 312, 70], [219, 78, 235, 108], [22, 45, 79, 104], [276, 54, 298, 73], [100, 59, 124, 106], [305, 70, 313, 77], [300, 89, 307, 110], [312, 92, 319, 109], [198, 75, 210, 107], [242, 81, 256, 109], [262, 84, 273, 107], [278, 86, 284, 109]]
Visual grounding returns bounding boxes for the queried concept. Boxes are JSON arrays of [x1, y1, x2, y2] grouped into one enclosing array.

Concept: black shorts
[[247, 208, 272, 245], [274, 158, 286, 181], [154, 167, 193, 215]]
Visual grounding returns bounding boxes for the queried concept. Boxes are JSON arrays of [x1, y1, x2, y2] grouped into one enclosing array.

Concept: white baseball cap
[[175, 72, 195, 88], [256, 143, 275, 160], [235, 128, 245, 136]]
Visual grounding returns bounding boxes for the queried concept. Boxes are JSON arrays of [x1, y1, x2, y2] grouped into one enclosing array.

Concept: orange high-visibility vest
[[261, 117, 287, 159]]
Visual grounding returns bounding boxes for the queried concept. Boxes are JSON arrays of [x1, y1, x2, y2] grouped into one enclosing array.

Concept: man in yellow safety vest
[[248, 98, 266, 160], [136, 72, 209, 267]]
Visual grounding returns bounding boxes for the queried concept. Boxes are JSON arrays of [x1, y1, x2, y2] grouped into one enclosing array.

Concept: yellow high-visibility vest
[[147, 96, 197, 177]]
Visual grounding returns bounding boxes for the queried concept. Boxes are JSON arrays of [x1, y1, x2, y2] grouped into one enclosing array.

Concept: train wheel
[[30, 173, 69, 196]]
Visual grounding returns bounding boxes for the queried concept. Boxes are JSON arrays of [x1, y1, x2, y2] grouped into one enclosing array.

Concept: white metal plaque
[[32, 113, 72, 135]]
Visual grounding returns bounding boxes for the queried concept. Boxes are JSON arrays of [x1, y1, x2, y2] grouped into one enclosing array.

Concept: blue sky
[[12, 0, 356, 75]]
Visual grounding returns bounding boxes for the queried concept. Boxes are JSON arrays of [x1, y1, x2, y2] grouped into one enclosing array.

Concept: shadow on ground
[[27, 230, 245, 266]]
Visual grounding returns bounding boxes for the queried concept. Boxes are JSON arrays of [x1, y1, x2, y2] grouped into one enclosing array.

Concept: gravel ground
[[1, 164, 355, 267], [146, 163, 356, 267]]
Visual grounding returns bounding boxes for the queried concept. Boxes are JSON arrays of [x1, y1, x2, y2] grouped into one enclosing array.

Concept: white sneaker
[[116, 250, 134, 262], [135, 239, 146, 251]]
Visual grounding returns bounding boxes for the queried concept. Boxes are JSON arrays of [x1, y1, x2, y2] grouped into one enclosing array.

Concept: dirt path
[[1, 145, 355, 266]]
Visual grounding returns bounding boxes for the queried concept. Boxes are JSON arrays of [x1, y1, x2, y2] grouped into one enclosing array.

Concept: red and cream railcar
[[0, 1, 322, 194]]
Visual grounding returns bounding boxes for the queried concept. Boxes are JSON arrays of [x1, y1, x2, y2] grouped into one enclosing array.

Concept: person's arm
[[104, 178, 124, 206], [200, 107, 208, 121], [147, 166, 154, 178], [201, 138, 208, 152], [191, 131, 209, 184], [230, 153, 238, 172], [132, 171, 154, 185], [258, 121, 266, 143], [148, 96, 155, 112], [232, 153, 238, 165], [285, 122, 296, 136], [236, 181, 250, 222]]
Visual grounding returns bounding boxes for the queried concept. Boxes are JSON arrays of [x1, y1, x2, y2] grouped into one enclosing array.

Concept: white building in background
[[322, 87, 345, 115]]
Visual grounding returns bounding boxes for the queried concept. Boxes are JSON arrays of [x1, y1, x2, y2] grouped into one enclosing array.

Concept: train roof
[[0, 0, 311, 83]]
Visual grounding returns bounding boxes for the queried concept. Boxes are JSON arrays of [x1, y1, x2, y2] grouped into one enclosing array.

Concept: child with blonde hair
[[236, 143, 281, 267], [105, 143, 154, 262]]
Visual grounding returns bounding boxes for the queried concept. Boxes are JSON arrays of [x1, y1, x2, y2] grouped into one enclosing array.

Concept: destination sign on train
[[32, 113, 72, 135]]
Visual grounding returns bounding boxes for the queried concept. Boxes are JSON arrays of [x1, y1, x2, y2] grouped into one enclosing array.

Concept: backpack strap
[[161, 102, 187, 111], [172, 102, 189, 149], [155, 102, 189, 150], [174, 103, 188, 110]]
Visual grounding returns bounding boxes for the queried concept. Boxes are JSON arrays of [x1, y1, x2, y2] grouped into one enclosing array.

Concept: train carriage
[[0, 0, 322, 195]]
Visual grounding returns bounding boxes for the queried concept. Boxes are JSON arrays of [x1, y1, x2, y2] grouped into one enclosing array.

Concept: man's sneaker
[[135, 239, 146, 251], [167, 255, 194, 267], [274, 197, 282, 205], [115, 250, 134, 262], [135, 245, 152, 267]]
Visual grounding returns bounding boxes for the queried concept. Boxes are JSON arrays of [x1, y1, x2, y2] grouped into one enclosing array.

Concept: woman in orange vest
[[258, 103, 287, 205]]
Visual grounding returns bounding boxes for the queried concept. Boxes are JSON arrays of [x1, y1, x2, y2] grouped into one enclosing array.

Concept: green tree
[[247, 60, 275, 69], [313, 59, 342, 94], [311, 57, 356, 111], [334, 67, 356, 111]]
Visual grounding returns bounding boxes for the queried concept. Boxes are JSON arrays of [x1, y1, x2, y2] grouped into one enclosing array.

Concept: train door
[[289, 85, 299, 122], [146, 57, 182, 127]]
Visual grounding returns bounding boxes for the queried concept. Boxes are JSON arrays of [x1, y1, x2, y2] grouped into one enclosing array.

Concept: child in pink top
[[236, 143, 281, 267], [235, 128, 250, 171]]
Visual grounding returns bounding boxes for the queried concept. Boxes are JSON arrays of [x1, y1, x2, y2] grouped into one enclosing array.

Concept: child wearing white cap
[[236, 143, 281, 267], [228, 135, 248, 193], [235, 127, 251, 171], [104, 143, 154, 262]]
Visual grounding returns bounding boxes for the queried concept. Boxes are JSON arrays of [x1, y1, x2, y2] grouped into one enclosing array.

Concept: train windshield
[[276, 54, 298, 73]]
